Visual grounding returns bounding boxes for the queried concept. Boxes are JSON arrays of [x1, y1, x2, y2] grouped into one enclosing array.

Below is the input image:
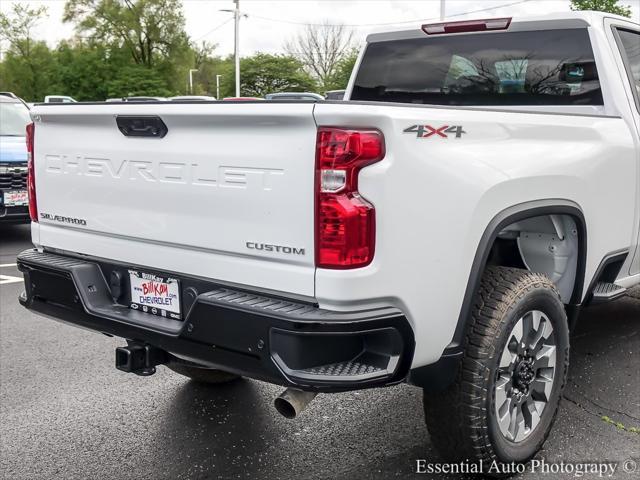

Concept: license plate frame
[[2, 190, 28, 207], [128, 270, 182, 320]]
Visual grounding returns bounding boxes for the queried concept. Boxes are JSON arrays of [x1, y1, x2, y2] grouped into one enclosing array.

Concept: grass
[[601, 415, 640, 434]]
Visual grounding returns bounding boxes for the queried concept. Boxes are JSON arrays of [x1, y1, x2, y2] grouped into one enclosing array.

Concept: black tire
[[424, 266, 570, 470], [167, 362, 240, 384]]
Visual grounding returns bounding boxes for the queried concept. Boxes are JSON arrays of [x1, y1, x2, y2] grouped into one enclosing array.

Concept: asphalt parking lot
[[1, 224, 638, 480]]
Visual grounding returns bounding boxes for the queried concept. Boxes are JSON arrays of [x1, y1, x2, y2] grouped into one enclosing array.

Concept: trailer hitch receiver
[[115, 343, 167, 376]]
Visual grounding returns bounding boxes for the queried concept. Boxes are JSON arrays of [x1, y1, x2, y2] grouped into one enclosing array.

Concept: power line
[[193, 17, 233, 41], [248, 0, 532, 28]]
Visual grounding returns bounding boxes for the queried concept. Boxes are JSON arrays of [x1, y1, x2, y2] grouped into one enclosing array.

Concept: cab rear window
[[351, 29, 602, 106]]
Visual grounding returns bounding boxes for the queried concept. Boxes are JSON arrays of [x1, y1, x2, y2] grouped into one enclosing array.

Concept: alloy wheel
[[494, 310, 557, 443]]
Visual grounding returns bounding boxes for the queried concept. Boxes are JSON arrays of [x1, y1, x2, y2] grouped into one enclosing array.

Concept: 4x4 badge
[[403, 125, 466, 139]]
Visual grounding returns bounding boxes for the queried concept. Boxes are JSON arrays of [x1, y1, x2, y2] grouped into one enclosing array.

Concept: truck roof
[[366, 10, 639, 44]]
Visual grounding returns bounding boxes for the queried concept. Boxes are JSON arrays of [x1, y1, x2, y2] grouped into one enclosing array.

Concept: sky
[[1, 0, 639, 57]]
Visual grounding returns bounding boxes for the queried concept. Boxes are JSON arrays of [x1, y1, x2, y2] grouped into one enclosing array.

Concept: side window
[[615, 28, 640, 109]]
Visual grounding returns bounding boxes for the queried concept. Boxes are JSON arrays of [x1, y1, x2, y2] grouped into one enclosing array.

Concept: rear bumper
[[0, 205, 29, 223], [17, 249, 415, 392]]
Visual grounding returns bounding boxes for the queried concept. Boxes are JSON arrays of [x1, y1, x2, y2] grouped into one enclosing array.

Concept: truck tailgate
[[31, 103, 317, 297]]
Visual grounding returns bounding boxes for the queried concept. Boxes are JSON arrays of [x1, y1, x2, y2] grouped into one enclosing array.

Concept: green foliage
[[323, 49, 359, 92], [238, 54, 317, 97], [193, 55, 234, 97], [105, 66, 172, 98], [0, 0, 321, 101], [601, 416, 640, 434], [0, 43, 55, 101], [570, 0, 632, 17], [0, 3, 48, 49], [63, 0, 193, 95], [63, 0, 190, 67], [0, 3, 53, 100], [49, 41, 121, 101]]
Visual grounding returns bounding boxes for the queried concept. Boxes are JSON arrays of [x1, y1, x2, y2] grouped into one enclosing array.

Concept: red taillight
[[422, 17, 511, 35], [26, 122, 38, 222], [315, 127, 384, 269]]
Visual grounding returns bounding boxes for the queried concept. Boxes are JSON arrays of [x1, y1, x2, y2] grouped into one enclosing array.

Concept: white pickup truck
[[17, 11, 640, 469]]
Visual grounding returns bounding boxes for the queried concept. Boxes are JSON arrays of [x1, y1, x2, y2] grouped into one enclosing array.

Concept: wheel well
[[447, 201, 586, 356], [487, 214, 581, 303], [426, 203, 586, 391]]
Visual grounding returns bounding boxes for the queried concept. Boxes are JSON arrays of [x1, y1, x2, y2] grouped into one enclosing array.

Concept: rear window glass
[[352, 29, 602, 106]]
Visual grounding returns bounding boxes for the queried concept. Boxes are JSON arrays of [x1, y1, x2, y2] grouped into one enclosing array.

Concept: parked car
[[105, 96, 167, 102], [265, 92, 324, 101], [124, 96, 167, 102], [169, 95, 217, 101], [324, 90, 346, 100], [222, 97, 264, 101], [0, 95, 31, 223], [16, 11, 640, 472], [0, 92, 21, 100], [44, 95, 77, 103], [0, 92, 30, 108]]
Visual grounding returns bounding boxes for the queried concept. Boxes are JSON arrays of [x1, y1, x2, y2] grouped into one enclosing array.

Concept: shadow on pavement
[[139, 294, 639, 480], [0, 223, 31, 260], [0, 223, 30, 241], [154, 378, 278, 479]]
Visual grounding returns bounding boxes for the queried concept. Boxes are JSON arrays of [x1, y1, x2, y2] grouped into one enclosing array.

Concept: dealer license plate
[[129, 270, 181, 320], [3, 190, 28, 207]]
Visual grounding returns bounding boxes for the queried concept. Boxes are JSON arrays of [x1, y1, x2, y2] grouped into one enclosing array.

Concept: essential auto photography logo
[[415, 458, 637, 477]]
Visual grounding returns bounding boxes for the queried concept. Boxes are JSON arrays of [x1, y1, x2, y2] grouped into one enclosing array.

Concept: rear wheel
[[424, 266, 570, 469], [167, 361, 240, 384]]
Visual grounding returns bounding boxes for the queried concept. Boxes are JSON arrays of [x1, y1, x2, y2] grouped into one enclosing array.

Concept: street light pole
[[440, 0, 445, 20], [216, 74, 222, 99], [189, 69, 198, 94], [234, 0, 240, 97]]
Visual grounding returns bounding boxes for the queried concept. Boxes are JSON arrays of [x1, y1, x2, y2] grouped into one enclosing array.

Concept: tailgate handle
[[116, 116, 168, 138]]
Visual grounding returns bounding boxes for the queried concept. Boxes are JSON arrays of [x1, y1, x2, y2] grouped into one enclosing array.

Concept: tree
[[570, 0, 632, 17], [0, 3, 53, 100], [63, 0, 194, 94], [192, 41, 217, 69], [49, 40, 125, 101], [63, 0, 189, 67], [235, 54, 317, 98], [105, 65, 172, 97], [191, 55, 233, 97], [324, 49, 359, 92], [285, 21, 354, 90]]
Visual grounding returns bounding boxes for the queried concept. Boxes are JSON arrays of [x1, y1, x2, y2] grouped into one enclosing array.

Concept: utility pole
[[221, 1, 242, 97], [216, 74, 222, 99], [440, 0, 445, 20], [234, 0, 240, 97], [189, 69, 198, 94]]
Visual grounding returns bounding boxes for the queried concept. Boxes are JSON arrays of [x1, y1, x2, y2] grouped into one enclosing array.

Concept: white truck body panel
[[32, 103, 318, 297], [313, 103, 638, 366], [28, 11, 640, 370], [600, 16, 640, 276]]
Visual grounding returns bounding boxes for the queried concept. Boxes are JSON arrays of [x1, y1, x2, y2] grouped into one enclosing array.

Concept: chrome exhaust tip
[[274, 388, 317, 419]]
